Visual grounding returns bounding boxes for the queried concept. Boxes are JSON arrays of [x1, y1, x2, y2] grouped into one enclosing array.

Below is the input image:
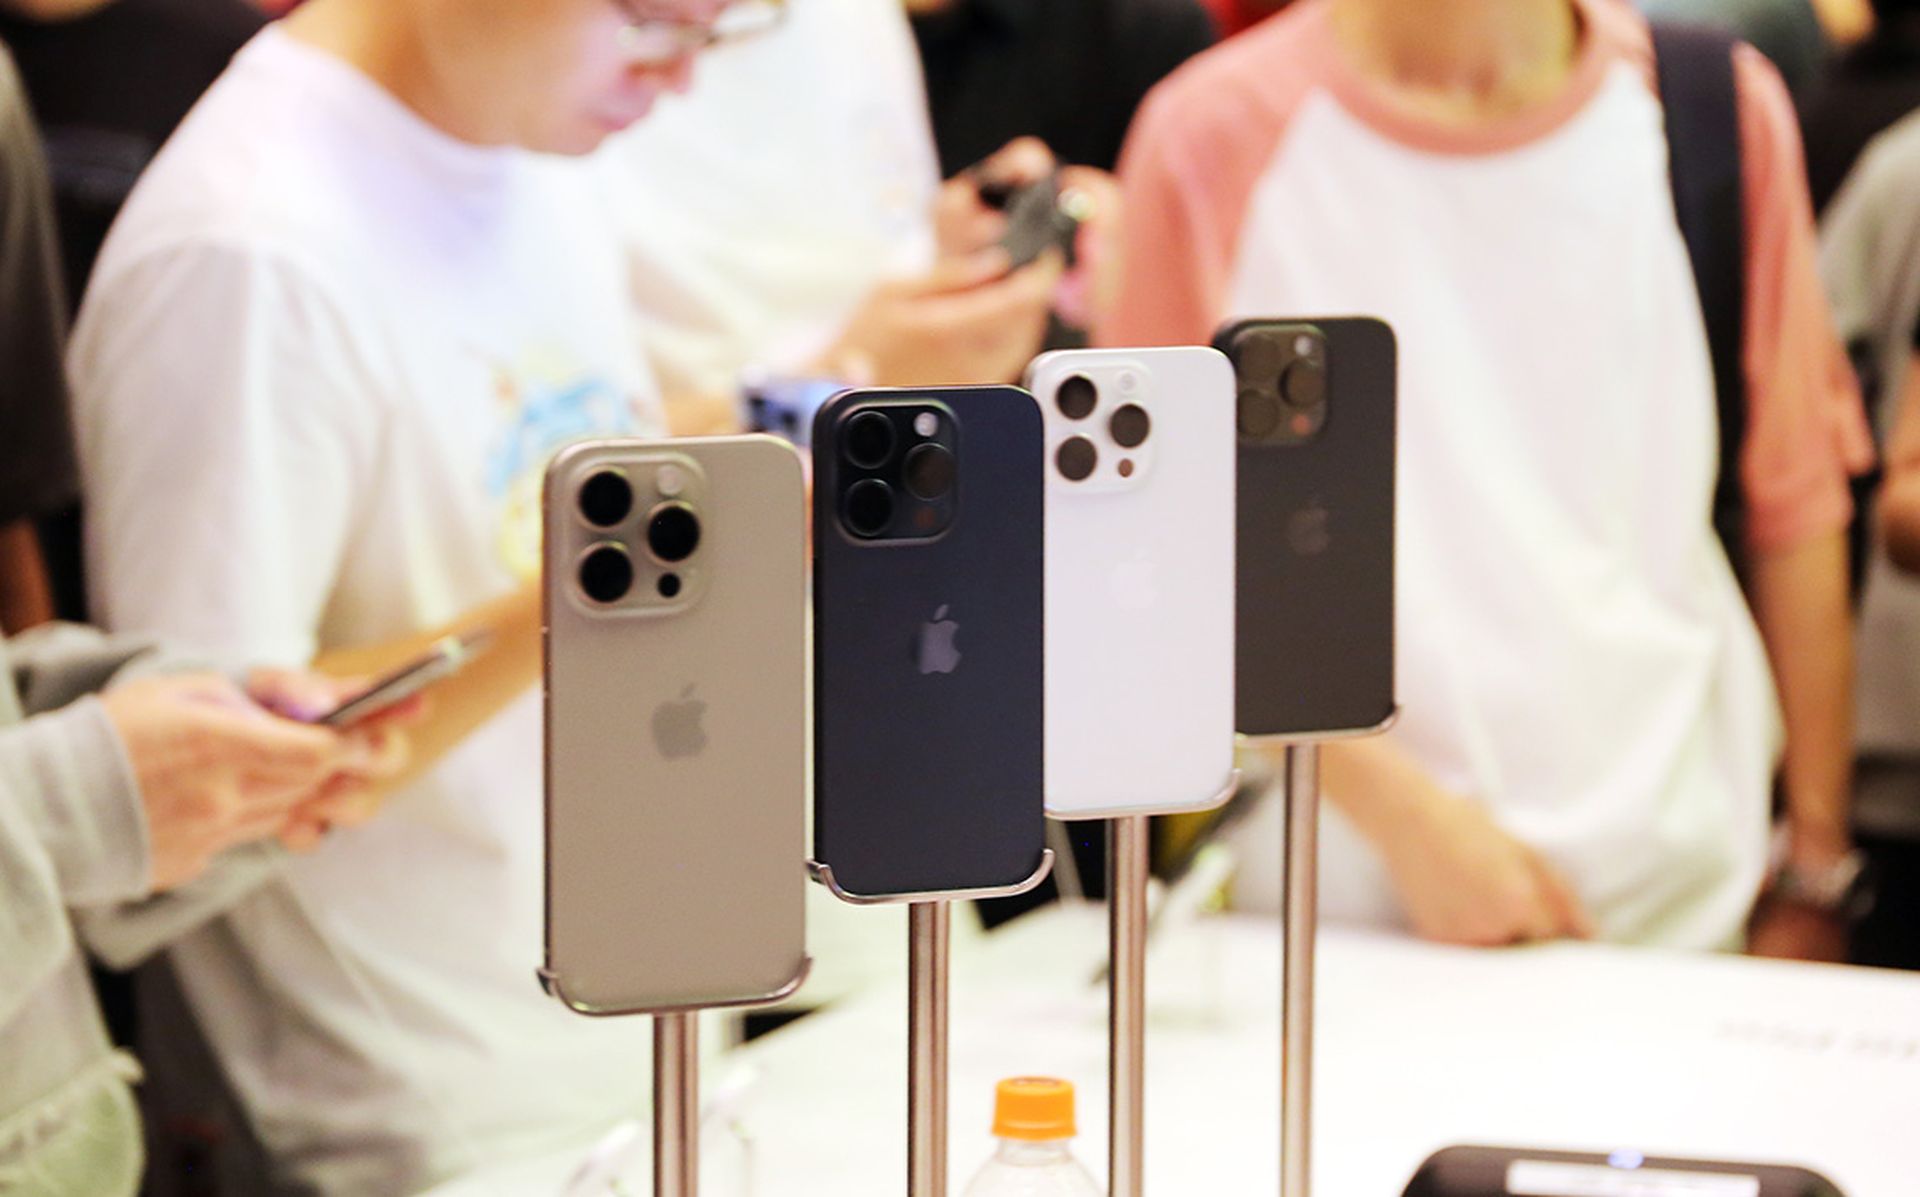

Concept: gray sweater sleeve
[[0, 698, 148, 1029], [1, 623, 280, 973]]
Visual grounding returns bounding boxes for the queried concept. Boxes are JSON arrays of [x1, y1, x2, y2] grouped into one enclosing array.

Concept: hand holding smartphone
[[310, 630, 491, 729]]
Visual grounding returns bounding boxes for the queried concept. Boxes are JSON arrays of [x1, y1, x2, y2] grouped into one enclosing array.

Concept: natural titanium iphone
[[1026, 347, 1238, 818], [542, 436, 808, 1014], [811, 386, 1048, 899], [1215, 317, 1397, 738]]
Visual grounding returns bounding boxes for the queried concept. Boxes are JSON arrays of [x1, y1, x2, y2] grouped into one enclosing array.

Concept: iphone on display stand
[[1025, 346, 1238, 819], [540, 436, 809, 1016], [809, 386, 1050, 901], [1215, 316, 1398, 739]]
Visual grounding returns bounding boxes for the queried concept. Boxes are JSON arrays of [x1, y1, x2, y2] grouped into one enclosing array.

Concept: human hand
[[1050, 164, 1122, 328], [1380, 792, 1597, 947], [934, 137, 1058, 258], [818, 247, 1064, 388], [244, 669, 417, 851], [100, 674, 345, 891], [1747, 898, 1849, 962]]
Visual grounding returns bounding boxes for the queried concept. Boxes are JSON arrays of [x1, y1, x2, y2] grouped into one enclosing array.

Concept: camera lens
[[1056, 436, 1097, 482], [904, 444, 957, 500], [1056, 375, 1097, 421], [1238, 388, 1280, 439], [646, 502, 702, 564], [1280, 359, 1326, 410], [1109, 404, 1151, 450], [843, 478, 895, 538], [578, 545, 633, 605], [577, 470, 633, 528], [844, 410, 897, 469]]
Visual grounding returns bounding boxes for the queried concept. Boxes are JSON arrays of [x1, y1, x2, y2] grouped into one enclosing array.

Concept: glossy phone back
[[1027, 347, 1237, 818], [542, 436, 808, 1014], [811, 386, 1047, 898], [1217, 317, 1397, 738]]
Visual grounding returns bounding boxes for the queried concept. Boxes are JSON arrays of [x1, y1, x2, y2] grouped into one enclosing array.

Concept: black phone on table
[[1404, 1145, 1845, 1196]]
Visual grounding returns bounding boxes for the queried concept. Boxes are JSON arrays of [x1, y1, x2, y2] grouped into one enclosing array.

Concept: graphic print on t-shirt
[[486, 350, 640, 580]]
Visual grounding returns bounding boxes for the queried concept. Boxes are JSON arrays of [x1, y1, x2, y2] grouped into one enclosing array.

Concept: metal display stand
[[1104, 770, 1242, 1197], [1107, 816, 1151, 1197], [809, 852, 1055, 1197], [1280, 745, 1318, 1197], [655, 1012, 700, 1197]]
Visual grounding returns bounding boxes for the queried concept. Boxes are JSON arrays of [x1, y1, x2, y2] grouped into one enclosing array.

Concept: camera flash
[[1294, 335, 1315, 357], [914, 412, 938, 438], [656, 465, 686, 497]]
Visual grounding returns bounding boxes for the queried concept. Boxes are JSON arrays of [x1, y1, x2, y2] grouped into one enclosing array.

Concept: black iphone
[[1215, 317, 1397, 738], [811, 386, 1047, 899]]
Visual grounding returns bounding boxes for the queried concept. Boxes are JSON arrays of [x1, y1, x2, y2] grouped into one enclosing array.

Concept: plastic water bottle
[[961, 1078, 1101, 1196]]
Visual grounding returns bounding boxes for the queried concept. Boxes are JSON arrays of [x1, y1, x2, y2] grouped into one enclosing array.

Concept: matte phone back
[[1027, 347, 1237, 818], [543, 437, 807, 1014], [1218, 317, 1397, 737], [811, 386, 1047, 898]]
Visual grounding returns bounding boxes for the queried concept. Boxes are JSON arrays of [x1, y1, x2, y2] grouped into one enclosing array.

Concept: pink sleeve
[[1097, 35, 1304, 351], [1099, 86, 1237, 349], [1735, 44, 1876, 553]]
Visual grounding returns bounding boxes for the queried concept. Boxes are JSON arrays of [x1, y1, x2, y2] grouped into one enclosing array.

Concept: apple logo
[[1110, 550, 1160, 610], [1288, 503, 1330, 557], [652, 684, 708, 759], [917, 606, 962, 675]]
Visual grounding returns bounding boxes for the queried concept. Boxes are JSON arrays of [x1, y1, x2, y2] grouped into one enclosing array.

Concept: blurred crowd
[[3, 0, 1920, 1193]]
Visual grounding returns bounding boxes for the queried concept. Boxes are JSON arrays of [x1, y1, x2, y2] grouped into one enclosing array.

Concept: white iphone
[[1026, 347, 1238, 819]]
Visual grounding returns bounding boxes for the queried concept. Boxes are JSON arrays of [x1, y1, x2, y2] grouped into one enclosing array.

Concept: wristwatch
[[1769, 847, 1875, 920]]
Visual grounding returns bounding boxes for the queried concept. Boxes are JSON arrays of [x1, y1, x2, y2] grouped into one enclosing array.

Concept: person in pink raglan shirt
[[1106, 0, 1874, 958]]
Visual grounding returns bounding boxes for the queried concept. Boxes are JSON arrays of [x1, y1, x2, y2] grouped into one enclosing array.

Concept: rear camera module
[[646, 502, 702, 564], [1056, 375, 1098, 421], [1238, 388, 1281, 439], [578, 545, 633, 605], [1280, 358, 1326, 410], [845, 410, 897, 469], [577, 470, 633, 528], [1109, 404, 1151, 450], [904, 444, 957, 500], [844, 478, 895, 538], [1056, 436, 1097, 482]]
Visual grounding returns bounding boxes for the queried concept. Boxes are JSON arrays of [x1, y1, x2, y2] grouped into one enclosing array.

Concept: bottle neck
[[995, 1136, 1076, 1165]]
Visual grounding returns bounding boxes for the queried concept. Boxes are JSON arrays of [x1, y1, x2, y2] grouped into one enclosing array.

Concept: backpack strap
[[1651, 22, 1749, 581]]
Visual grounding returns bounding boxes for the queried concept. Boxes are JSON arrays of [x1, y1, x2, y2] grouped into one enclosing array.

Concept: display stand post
[[654, 1010, 700, 1197], [1280, 744, 1319, 1197], [909, 901, 953, 1197], [809, 852, 1053, 1197], [1107, 815, 1150, 1197]]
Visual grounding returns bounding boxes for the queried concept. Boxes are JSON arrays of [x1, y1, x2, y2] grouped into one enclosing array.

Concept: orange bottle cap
[[990, 1077, 1076, 1141]]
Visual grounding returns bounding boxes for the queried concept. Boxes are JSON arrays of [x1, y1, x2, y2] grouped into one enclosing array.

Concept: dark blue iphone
[[810, 386, 1047, 899]]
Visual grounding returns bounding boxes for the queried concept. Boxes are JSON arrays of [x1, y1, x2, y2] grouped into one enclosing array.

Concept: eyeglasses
[[612, 0, 787, 66]]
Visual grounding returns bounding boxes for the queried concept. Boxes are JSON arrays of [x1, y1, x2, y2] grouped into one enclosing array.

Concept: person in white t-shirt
[[598, 0, 1073, 440], [1107, 0, 1871, 957], [68, 0, 762, 1192]]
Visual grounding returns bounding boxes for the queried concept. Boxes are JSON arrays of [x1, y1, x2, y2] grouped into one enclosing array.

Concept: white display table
[[426, 909, 1919, 1195]]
